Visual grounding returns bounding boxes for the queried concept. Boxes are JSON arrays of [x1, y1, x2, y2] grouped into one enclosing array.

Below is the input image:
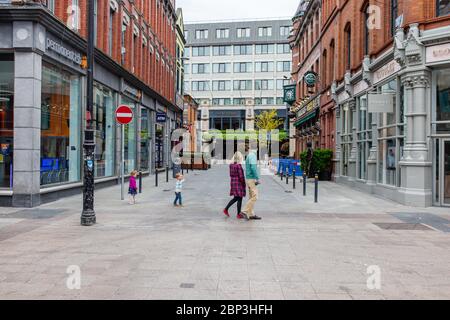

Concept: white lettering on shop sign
[[46, 38, 82, 65]]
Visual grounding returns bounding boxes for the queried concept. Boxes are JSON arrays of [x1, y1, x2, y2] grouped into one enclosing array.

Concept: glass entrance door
[[436, 139, 450, 206], [443, 140, 450, 206]]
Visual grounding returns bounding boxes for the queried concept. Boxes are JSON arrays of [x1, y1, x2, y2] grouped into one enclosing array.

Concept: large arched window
[[329, 39, 335, 83], [322, 49, 328, 86], [344, 24, 351, 71], [437, 0, 450, 16]]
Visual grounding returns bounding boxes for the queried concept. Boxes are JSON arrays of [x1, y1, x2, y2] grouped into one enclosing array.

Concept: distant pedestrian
[[174, 173, 184, 207], [223, 152, 246, 219], [241, 144, 262, 220], [128, 170, 138, 204]]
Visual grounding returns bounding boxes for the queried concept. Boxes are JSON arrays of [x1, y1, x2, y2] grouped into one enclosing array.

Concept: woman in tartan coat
[[223, 152, 247, 219]]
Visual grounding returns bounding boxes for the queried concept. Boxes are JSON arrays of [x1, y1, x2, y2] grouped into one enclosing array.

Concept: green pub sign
[[283, 84, 296, 105]]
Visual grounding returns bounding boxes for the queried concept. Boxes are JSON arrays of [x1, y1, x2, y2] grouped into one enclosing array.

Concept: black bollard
[[182, 166, 184, 175], [166, 166, 169, 183], [314, 173, 319, 203], [155, 169, 159, 187], [139, 171, 142, 193], [293, 169, 296, 189], [280, 170, 283, 181], [303, 172, 307, 196], [286, 169, 289, 185]]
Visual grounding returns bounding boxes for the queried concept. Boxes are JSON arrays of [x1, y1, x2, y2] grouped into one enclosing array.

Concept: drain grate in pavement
[[180, 283, 195, 289], [390, 212, 450, 233], [373, 223, 434, 231], [0, 208, 67, 220]]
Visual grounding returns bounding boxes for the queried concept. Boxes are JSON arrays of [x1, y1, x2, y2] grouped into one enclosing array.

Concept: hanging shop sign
[[368, 93, 395, 113], [304, 71, 318, 87], [283, 84, 296, 105], [156, 112, 167, 123]]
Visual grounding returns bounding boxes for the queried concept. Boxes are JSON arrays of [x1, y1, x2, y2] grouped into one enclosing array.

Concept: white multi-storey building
[[183, 19, 292, 132]]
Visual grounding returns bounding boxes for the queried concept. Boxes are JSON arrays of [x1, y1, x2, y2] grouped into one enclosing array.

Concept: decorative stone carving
[[394, 28, 406, 67], [344, 72, 352, 96], [362, 56, 372, 85], [330, 81, 337, 102], [404, 24, 424, 67]]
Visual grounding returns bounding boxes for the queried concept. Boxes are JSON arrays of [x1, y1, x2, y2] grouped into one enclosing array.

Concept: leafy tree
[[255, 109, 284, 131]]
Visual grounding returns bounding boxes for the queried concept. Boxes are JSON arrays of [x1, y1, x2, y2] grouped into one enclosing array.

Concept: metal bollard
[[182, 166, 184, 175], [314, 173, 319, 203], [286, 169, 289, 185], [155, 169, 159, 187], [166, 166, 169, 183], [303, 172, 307, 196], [293, 169, 296, 189], [280, 170, 283, 181], [139, 171, 142, 193]]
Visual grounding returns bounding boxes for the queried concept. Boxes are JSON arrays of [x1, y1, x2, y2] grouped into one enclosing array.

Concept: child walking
[[174, 173, 184, 207], [128, 170, 138, 204]]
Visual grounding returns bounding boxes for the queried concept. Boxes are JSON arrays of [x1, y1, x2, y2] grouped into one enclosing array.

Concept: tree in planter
[[255, 109, 285, 158]]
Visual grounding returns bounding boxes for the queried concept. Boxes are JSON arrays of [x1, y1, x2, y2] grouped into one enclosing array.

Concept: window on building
[[255, 44, 275, 55], [192, 46, 210, 57], [277, 61, 291, 72], [330, 40, 336, 81], [233, 80, 252, 91], [237, 28, 251, 38], [391, 0, 398, 36], [121, 23, 127, 65], [212, 98, 232, 106], [255, 61, 274, 73], [216, 28, 230, 39], [357, 94, 372, 180], [192, 63, 210, 74], [276, 79, 290, 90], [280, 26, 291, 37], [41, 62, 81, 186], [364, 4, 370, 55], [344, 24, 351, 71], [258, 27, 272, 37], [276, 97, 284, 105], [46, 0, 55, 12], [212, 63, 231, 73], [213, 46, 232, 56], [277, 43, 291, 54], [195, 29, 209, 39], [93, 83, 115, 178], [234, 45, 253, 55], [184, 30, 189, 39], [0, 54, 14, 189], [234, 62, 252, 73], [184, 47, 190, 58], [255, 80, 274, 90], [233, 98, 247, 105], [108, 9, 114, 55], [192, 81, 210, 91], [212, 81, 231, 91], [255, 97, 275, 105], [437, 0, 450, 16]]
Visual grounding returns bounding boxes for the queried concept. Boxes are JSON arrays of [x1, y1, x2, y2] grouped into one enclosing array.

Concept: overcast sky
[[177, 0, 299, 23]]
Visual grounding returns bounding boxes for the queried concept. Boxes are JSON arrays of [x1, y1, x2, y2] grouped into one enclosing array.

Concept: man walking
[[241, 144, 262, 220]]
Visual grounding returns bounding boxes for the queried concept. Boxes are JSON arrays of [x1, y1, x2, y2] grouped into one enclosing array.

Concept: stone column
[[348, 99, 357, 181], [333, 105, 341, 180], [366, 109, 378, 187], [12, 22, 46, 207], [245, 105, 255, 131], [399, 69, 432, 207]]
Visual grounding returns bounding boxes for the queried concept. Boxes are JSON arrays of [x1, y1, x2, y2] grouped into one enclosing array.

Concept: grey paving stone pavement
[[0, 164, 450, 300]]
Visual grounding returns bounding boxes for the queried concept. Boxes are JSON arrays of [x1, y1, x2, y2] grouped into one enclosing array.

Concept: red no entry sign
[[115, 105, 133, 125]]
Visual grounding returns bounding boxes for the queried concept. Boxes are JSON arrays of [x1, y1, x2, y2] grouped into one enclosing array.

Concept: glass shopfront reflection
[[121, 97, 137, 174], [140, 108, 151, 171], [93, 83, 115, 178], [0, 54, 14, 189], [41, 62, 81, 186]]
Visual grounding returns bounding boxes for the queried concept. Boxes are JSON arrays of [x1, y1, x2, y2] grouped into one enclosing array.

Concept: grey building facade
[[183, 19, 293, 135], [333, 23, 450, 208]]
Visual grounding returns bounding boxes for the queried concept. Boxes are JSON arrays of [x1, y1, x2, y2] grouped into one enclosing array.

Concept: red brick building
[[0, 0, 181, 206], [307, 0, 450, 206]]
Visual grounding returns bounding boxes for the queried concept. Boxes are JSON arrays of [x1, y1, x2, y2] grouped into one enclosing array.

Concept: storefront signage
[[283, 84, 296, 105], [373, 60, 401, 85], [304, 71, 318, 87], [353, 80, 369, 96], [156, 112, 167, 123], [46, 38, 82, 65], [426, 43, 450, 64], [368, 93, 395, 113]]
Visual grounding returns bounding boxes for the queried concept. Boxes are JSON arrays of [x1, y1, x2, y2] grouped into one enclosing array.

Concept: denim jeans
[[174, 192, 182, 205]]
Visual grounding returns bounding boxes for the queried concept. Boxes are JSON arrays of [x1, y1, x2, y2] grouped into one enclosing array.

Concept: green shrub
[[300, 148, 333, 174]]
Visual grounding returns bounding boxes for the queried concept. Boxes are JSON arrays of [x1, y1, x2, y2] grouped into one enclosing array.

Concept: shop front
[[293, 95, 320, 158], [427, 42, 450, 206]]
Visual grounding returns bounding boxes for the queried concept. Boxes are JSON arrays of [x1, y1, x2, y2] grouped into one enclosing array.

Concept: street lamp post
[[81, 0, 96, 226]]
